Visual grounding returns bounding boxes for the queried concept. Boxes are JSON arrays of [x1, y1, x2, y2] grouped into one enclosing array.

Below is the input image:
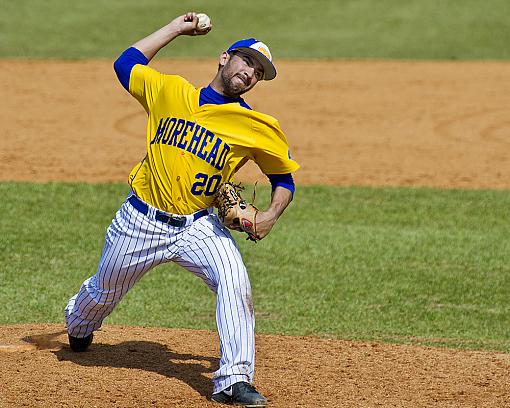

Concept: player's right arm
[[113, 12, 210, 109], [132, 12, 209, 61]]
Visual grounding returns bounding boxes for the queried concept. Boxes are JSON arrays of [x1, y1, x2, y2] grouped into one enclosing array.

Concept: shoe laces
[[237, 382, 258, 394]]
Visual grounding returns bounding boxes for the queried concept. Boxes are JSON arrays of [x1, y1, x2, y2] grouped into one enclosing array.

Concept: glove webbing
[[216, 183, 259, 242], [216, 184, 244, 221]]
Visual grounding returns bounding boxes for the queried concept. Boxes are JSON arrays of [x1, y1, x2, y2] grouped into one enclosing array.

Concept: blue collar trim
[[199, 85, 251, 110]]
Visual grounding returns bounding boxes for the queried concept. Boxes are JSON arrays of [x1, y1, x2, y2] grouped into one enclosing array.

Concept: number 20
[[191, 173, 222, 196]]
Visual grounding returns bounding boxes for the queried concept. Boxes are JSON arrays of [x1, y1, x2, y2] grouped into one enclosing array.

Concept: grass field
[[1, 183, 508, 352], [2, 0, 510, 59]]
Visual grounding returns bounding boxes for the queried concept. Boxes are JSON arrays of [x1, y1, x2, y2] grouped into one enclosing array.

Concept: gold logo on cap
[[257, 46, 271, 60]]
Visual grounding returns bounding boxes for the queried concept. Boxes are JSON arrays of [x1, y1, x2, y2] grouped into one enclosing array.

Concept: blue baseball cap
[[227, 38, 277, 81]]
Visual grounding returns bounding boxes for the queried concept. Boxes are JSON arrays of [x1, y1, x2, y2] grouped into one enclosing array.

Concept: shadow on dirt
[[22, 330, 67, 350], [22, 332, 219, 398]]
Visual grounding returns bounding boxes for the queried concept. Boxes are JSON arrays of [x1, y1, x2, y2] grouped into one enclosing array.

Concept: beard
[[219, 62, 255, 98]]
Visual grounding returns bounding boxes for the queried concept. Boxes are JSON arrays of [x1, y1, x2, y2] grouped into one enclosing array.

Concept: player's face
[[219, 51, 264, 97]]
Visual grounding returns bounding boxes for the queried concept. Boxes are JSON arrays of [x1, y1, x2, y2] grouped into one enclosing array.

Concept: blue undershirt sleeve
[[267, 173, 295, 199], [113, 47, 149, 91]]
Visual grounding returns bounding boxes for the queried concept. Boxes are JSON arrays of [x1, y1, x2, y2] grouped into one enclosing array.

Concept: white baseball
[[196, 13, 211, 31]]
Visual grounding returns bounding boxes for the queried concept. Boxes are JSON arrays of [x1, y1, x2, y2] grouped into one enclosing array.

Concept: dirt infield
[[1, 325, 509, 408], [2, 59, 510, 188], [1, 60, 510, 407]]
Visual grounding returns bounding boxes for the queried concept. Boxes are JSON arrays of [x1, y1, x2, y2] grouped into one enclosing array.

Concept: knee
[[218, 272, 253, 305], [85, 277, 126, 306]]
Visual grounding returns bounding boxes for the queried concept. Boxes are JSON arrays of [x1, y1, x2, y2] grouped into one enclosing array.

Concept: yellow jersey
[[127, 64, 300, 214]]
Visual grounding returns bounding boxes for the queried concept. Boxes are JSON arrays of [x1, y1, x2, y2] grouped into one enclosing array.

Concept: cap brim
[[232, 47, 277, 81]]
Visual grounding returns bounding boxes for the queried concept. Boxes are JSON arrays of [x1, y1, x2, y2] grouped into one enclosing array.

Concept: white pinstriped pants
[[65, 195, 255, 393]]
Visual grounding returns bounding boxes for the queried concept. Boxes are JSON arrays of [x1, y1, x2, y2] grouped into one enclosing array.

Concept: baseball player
[[64, 12, 299, 407]]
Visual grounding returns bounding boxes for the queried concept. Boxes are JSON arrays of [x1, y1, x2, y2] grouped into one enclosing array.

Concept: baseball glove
[[214, 183, 259, 242]]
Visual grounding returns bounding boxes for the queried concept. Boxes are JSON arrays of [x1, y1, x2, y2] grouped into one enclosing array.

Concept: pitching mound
[[0, 324, 508, 407]]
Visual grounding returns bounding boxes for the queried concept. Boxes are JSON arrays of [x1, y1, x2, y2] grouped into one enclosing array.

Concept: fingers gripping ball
[[196, 13, 212, 32], [215, 183, 259, 242]]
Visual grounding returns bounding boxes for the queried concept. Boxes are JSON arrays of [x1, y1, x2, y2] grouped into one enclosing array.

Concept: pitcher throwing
[[64, 11, 299, 407]]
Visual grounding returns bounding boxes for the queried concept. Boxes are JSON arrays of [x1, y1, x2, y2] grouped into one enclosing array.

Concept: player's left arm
[[247, 116, 299, 239], [255, 173, 295, 239]]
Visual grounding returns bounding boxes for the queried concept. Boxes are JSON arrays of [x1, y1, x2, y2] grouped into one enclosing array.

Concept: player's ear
[[218, 51, 230, 67]]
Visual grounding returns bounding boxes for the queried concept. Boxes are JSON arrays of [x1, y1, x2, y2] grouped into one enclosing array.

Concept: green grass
[[0, 182, 509, 352], [1, 0, 510, 59]]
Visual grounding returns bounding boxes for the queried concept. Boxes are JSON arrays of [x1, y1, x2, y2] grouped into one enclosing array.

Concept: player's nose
[[244, 67, 256, 82]]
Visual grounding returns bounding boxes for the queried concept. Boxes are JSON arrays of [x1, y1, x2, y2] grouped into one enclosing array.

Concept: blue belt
[[128, 195, 209, 228]]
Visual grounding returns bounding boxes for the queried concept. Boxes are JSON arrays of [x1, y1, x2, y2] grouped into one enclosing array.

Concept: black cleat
[[211, 381, 267, 407], [68, 333, 93, 352]]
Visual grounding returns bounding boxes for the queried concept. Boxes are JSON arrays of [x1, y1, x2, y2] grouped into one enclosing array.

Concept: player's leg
[[65, 197, 171, 338], [173, 214, 256, 394]]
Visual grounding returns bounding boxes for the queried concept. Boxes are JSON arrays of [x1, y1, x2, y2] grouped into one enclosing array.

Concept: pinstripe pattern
[[65, 195, 255, 393]]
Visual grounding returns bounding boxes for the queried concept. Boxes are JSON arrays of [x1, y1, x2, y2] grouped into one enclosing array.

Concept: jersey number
[[191, 173, 222, 196]]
